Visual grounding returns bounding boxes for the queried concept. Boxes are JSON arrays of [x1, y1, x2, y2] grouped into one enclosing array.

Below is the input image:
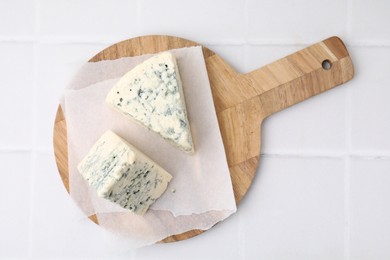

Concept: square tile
[[0, 152, 31, 258], [350, 158, 390, 259], [350, 0, 390, 43], [31, 151, 135, 258], [38, 0, 140, 41], [35, 43, 106, 149], [0, 0, 35, 36], [139, 0, 245, 44], [349, 47, 390, 152], [239, 156, 345, 259], [247, 0, 347, 44], [0, 43, 34, 148]]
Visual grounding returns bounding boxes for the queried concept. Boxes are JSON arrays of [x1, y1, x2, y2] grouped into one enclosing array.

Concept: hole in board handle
[[322, 59, 332, 70]]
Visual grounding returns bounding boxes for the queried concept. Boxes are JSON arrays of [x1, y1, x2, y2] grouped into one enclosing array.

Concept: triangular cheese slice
[[77, 130, 172, 215], [106, 52, 194, 153]]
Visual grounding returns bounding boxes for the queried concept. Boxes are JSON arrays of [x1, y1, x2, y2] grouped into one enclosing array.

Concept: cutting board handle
[[246, 36, 354, 117]]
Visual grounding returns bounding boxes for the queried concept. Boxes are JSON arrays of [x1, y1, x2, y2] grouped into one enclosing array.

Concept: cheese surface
[[106, 52, 194, 153], [77, 130, 172, 215]]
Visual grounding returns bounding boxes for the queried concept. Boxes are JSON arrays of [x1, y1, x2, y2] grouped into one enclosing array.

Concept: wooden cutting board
[[53, 35, 354, 243]]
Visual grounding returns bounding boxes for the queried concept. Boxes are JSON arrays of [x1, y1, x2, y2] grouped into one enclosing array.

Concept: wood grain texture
[[53, 35, 354, 242]]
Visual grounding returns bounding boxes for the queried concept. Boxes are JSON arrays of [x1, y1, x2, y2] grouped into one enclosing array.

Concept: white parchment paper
[[62, 46, 236, 247]]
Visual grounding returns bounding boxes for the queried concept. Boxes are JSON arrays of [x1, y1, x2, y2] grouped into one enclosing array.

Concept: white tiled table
[[1, 0, 390, 259]]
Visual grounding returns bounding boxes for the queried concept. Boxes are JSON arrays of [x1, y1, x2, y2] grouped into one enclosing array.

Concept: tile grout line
[[1, 36, 390, 48], [238, 213, 246, 260], [0, 147, 53, 152], [344, 157, 351, 260], [242, 0, 250, 74], [27, 0, 41, 256], [346, 0, 353, 40], [135, 0, 142, 33], [28, 149, 37, 258], [261, 152, 390, 159], [244, 40, 390, 47], [243, 0, 249, 46], [27, 44, 38, 260], [344, 72, 353, 260], [344, 0, 354, 257], [261, 152, 345, 159]]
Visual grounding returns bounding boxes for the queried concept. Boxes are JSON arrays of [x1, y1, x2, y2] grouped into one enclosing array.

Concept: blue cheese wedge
[[77, 130, 172, 215], [106, 52, 194, 153]]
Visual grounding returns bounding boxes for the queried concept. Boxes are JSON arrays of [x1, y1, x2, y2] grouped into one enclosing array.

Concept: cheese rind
[[77, 130, 172, 215], [105, 52, 194, 153]]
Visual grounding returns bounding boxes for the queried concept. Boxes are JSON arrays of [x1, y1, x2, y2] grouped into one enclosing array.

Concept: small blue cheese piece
[[77, 130, 172, 215], [106, 52, 194, 153]]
